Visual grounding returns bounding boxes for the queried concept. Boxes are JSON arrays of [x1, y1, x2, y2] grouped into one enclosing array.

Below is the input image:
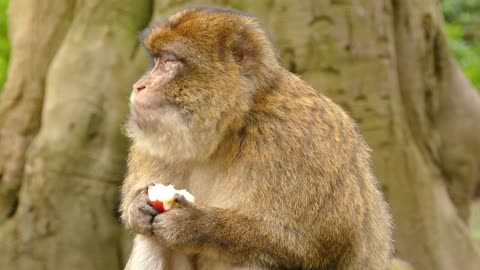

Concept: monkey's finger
[[139, 203, 160, 216], [144, 181, 157, 191], [174, 194, 195, 208], [135, 181, 157, 196]]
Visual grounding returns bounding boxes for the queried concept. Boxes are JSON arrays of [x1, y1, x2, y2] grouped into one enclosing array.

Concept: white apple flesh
[[147, 183, 195, 213]]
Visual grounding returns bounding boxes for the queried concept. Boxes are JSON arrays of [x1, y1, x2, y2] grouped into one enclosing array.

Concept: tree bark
[[0, 0, 152, 269], [0, 0, 479, 270]]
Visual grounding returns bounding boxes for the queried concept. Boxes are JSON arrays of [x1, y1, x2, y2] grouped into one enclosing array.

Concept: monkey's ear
[[231, 30, 259, 70], [232, 49, 245, 64]]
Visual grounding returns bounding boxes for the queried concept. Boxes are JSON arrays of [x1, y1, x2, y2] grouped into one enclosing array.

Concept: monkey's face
[[129, 51, 185, 131], [126, 9, 261, 162]]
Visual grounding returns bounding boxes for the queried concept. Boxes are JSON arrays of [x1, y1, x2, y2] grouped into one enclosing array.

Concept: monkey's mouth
[[133, 100, 168, 111], [130, 89, 173, 111], [130, 98, 182, 126], [131, 101, 171, 118]]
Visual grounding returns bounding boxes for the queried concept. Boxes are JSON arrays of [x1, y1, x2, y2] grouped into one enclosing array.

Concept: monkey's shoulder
[[251, 76, 359, 142]]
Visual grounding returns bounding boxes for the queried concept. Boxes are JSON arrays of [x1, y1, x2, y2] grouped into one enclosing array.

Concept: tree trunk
[[0, 0, 151, 269], [0, 0, 479, 270]]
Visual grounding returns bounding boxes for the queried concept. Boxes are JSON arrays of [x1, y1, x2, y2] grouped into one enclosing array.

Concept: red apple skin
[[150, 200, 166, 213]]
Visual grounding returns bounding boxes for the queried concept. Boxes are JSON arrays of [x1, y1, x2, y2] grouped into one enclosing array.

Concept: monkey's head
[[126, 7, 280, 163]]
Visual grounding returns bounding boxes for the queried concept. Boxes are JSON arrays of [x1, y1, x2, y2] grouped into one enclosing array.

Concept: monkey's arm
[[152, 195, 318, 268]]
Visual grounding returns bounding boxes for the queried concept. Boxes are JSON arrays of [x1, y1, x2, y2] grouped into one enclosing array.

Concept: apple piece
[[147, 183, 195, 213], [177, 189, 195, 203], [150, 200, 165, 213]]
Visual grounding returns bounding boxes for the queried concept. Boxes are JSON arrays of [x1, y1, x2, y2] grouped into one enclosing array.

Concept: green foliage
[[442, 0, 480, 90], [443, 0, 480, 24], [0, 0, 8, 92]]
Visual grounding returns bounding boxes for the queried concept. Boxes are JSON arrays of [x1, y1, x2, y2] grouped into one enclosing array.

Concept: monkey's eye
[[160, 51, 179, 63]]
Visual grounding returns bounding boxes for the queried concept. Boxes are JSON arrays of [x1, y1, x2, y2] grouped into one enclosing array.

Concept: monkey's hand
[[122, 182, 160, 235], [151, 194, 209, 251], [151, 196, 314, 267]]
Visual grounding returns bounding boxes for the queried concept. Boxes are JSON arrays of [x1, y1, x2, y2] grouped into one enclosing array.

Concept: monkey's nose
[[135, 84, 146, 92]]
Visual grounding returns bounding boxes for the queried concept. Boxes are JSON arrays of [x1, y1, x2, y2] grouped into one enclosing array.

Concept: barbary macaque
[[121, 7, 393, 270]]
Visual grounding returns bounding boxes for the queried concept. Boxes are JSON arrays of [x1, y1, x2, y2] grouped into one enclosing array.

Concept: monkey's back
[[236, 70, 393, 269]]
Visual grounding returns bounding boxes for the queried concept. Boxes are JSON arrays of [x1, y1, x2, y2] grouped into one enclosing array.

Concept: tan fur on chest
[[184, 164, 241, 209]]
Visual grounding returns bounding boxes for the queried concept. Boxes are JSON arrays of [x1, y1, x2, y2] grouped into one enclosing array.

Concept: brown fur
[[121, 7, 393, 270]]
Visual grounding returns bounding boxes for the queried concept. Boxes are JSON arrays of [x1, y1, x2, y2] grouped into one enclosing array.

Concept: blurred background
[[0, 1, 479, 270]]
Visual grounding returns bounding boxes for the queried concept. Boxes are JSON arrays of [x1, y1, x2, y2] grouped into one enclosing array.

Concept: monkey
[[120, 7, 393, 270]]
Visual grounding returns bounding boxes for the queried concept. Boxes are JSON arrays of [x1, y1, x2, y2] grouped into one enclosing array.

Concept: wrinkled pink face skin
[[129, 52, 184, 130]]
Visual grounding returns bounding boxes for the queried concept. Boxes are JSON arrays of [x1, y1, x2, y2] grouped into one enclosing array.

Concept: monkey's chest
[[185, 167, 239, 208]]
